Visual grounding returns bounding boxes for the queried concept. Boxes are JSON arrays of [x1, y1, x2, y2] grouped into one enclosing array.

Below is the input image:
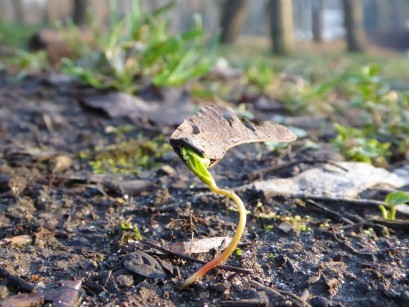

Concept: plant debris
[[0, 70, 408, 305]]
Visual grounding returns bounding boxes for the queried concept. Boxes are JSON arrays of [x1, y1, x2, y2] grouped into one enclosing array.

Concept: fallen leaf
[[0, 293, 44, 307], [78, 90, 194, 125], [8, 176, 27, 197], [124, 251, 167, 279], [243, 162, 409, 200], [169, 237, 232, 254], [43, 280, 82, 307], [307, 270, 321, 284], [277, 222, 293, 233], [1, 235, 32, 246], [115, 180, 155, 196], [52, 154, 73, 173]]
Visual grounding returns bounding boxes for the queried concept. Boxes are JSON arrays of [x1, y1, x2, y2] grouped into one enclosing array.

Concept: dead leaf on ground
[[307, 270, 321, 285], [78, 90, 194, 125], [277, 222, 293, 234], [0, 235, 32, 246], [124, 251, 167, 279], [43, 280, 82, 307], [0, 292, 44, 307], [243, 162, 409, 210], [169, 237, 232, 254], [54, 174, 154, 196], [52, 154, 73, 173], [8, 176, 27, 197]]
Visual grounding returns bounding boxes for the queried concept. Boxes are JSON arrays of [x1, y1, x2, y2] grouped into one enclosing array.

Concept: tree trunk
[[390, 0, 407, 28], [46, 0, 58, 24], [268, 0, 295, 55], [364, 0, 391, 33], [342, 0, 367, 52], [73, 0, 88, 26], [220, 0, 248, 43], [312, 0, 323, 42], [0, 1, 9, 22], [13, 0, 25, 23]]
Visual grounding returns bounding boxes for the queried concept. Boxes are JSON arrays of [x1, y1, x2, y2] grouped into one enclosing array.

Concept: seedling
[[331, 123, 390, 166], [61, 0, 216, 93], [379, 191, 409, 220], [179, 146, 246, 288], [170, 105, 296, 288]]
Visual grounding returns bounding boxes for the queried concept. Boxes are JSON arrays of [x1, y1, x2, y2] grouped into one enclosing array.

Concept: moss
[[83, 136, 171, 174]]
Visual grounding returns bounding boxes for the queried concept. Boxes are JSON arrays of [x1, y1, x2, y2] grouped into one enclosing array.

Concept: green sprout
[[331, 123, 390, 166], [61, 0, 215, 93], [378, 191, 409, 220], [180, 146, 246, 288]]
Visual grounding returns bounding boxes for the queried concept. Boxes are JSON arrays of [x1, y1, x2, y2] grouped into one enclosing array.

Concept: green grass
[[0, 21, 41, 49], [61, 0, 216, 93], [215, 43, 409, 165]]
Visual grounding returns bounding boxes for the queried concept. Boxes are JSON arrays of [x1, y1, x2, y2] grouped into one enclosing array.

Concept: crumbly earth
[[0, 72, 408, 306]]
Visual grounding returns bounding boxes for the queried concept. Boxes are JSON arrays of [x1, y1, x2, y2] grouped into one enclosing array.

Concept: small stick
[[306, 199, 356, 225], [304, 196, 385, 207], [0, 267, 34, 293], [330, 225, 403, 256], [250, 279, 312, 307]]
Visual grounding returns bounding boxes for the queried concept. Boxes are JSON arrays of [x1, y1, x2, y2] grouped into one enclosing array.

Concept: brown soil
[[0, 72, 408, 306]]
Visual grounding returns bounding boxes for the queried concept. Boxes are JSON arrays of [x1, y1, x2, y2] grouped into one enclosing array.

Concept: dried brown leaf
[[0, 293, 44, 307], [169, 237, 232, 254], [1, 235, 32, 246]]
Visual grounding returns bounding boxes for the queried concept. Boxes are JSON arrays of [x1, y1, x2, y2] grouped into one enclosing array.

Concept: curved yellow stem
[[181, 183, 246, 289]]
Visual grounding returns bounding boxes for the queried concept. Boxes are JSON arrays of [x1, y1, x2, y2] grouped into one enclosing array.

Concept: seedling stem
[[180, 146, 246, 288]]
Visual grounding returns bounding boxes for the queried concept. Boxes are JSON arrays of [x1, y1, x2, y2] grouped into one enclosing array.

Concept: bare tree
[[268, 0, 295, 55], [13, 0, 25, 23], [364, 0, 389, 33], [312, 0, 324, 42], [73, 0, 88, 26], [220, 0, 248, 43], [390, 0, 408, 28], [0, 1, 9, 22], [342, 0, 367, 52]]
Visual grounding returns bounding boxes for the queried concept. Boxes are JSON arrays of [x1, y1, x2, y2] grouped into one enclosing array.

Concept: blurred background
[[0, 0, 409, 55]]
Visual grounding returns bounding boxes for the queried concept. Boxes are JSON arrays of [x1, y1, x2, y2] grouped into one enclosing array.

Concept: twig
[[304, 199, 394, 235], [369, 219, 409, 232], [303, 196, 385, 208], [143, 240, 254, 275], [247, 159, 348, 180], [305, 199, 356, 225], [258, 193, 390, 211], [0, 267, 34, 293], [330, 225, 403, 256], [250, 279, 312, 307]]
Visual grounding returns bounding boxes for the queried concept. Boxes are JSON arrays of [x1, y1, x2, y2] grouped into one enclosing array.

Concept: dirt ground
[[0, 72, 408, 307]]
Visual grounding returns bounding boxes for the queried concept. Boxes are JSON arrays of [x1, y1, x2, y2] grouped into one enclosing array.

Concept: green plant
[[345, 65, 388, 128], [340, 65, 409, 154], [0, 21, 41, 49], [179, 146, 246, 289], [111, 221, 143, 245], [244, 60, 276, 93], [62, 0, 216, 93], [8, 50, 48, 71], [83, 136, 171, 174], [234, 248, 243, 256], [331, 123, 390, 166], [378, 191, 409, 220]]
